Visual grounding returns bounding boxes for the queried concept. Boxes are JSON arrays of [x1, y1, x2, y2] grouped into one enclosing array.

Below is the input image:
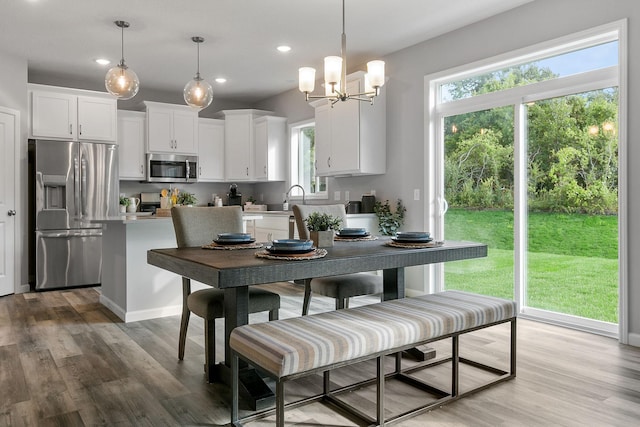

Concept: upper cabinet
[[29, 84, 117, 142], [221, 109, 286, 182], [144, 101, 198, 155], [312, 71, 386, 176], [253, 116, 287, 181], [198, 118, 225, 182], [117, 111, 146, 180]]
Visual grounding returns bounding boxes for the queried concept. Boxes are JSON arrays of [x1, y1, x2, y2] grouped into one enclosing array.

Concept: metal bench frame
[[231, 317, 516, 426]]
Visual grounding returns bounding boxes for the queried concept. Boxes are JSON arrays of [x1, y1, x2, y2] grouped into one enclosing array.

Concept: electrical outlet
[[370, 190, 376, 196], [344, 191, 350, 201], [334, 191, 341, 201], [414, 189, 420, 201]]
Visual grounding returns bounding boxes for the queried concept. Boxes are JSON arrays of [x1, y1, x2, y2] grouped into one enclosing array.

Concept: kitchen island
[[93, 213, 263, 322]]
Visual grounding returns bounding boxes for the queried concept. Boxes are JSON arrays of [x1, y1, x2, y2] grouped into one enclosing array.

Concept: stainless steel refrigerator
[[31, 140, 119, 290]]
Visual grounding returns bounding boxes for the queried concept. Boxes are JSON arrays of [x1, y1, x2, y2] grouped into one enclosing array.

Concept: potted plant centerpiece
[[305, 212, 342, 248], [177, 192, 197, 207]]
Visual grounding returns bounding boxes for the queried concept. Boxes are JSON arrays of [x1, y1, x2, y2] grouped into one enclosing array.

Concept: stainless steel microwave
[[146, 153, 198, 183]]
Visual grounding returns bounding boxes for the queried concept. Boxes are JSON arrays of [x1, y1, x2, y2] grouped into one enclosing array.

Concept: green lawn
[[444, 209, 618, 323]]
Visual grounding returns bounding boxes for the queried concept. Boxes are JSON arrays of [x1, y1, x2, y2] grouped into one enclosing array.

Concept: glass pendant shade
[[105, 21, 139, 100], [298, 67, 316, 93], [105, 63, 139, 100], [324, 56, 342, 87], [367, 60, 385, 88], [184, 36, 213, 110], [184, 75, 213, 110]]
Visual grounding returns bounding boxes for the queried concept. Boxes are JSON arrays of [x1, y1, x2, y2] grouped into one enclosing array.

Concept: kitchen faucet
[[285, 184, 306, 205]]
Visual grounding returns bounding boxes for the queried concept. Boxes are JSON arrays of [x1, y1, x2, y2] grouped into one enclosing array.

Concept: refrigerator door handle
[[73, 154, 80, 217], [80, 155, 88, 217]]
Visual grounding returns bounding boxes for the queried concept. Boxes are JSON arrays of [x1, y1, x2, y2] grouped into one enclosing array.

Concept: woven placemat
[[202, 242, 264, 250], [255, 248, 328, 261], [384, 240, 444, 249], [334, 235, 379, 242]]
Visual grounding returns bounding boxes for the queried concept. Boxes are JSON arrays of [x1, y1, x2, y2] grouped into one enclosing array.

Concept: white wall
[[256, 0, 640, 344], [0, 50, 28, 291]]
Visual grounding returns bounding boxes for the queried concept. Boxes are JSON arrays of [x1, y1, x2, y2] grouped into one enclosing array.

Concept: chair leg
[[269, 308, 279, 321], [204, 318, 216, 383], [178, 277, 191, 360], [302, 278, 312, 316], [336, 297, 346, 310]]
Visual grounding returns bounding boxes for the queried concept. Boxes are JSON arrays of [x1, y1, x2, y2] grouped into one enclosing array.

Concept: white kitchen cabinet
[[312, 71, 386, 176], [145, 101, 198, 154], [198, 118, 225, 181], [253, 116, 287, 181], [29, 84, 117, 142], [221, 109, 273, 181], [117, 111, 146, 180]]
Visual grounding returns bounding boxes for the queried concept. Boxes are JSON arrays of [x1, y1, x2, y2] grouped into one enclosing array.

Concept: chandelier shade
[[105, 21, 140, 100], [298, 0, 384, 105], [184, 36, 213, 110]]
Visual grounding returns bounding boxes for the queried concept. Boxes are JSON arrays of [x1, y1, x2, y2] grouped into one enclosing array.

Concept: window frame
[[289, 119, 328, 201]]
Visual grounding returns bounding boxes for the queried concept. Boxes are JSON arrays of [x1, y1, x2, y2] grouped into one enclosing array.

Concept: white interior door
[[0, 108, 17, 296]]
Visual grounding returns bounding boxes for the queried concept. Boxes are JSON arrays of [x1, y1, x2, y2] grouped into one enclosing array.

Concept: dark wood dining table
[[147, 239, 487, 409]]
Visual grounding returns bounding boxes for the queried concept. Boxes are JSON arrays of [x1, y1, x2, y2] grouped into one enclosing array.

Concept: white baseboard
[[628, 332, 640, 347], [99, 293, 181, 323], [16, 283, 31, 294]]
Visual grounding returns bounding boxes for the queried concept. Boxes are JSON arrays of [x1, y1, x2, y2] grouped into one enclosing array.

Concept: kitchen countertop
[[89, 212, 265, 225]]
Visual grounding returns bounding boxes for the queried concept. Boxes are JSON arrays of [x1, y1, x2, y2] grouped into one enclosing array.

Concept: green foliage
[[374, 199, 406, 235], [119, 196, 130, 206], [304, 212, 342, 231], [444, 63, 618, 215], [177, 192, 197, 205]]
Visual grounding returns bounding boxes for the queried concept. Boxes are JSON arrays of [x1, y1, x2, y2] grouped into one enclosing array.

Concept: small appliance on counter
[[228, 183, 242, 206], [140, 192, 161, 214], [361, 194, 376, 213]]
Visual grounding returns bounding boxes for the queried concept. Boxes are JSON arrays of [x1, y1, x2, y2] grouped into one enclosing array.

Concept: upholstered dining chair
[[171, 206, 280, 383], [292, 204, 383, 315]]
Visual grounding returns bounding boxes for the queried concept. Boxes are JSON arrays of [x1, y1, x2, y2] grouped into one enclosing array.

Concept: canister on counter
[[361, 195, 376, 213]]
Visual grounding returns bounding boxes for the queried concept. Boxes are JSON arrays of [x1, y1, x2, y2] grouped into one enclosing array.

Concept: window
[[290, 120, 327, 199], [426, 21, 626, 339]]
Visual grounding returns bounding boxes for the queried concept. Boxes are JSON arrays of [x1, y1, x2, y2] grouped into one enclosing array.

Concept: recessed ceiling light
[[95, 58, 110, 66], [277, 45, 291, 53], [215, 78, 227, 84]]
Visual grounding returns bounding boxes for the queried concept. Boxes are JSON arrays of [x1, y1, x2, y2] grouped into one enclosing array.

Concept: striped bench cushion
[[230, 290, 517, 378]]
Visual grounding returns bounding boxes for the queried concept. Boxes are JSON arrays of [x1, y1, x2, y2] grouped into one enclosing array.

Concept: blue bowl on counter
[[271, 239, 314, 250]]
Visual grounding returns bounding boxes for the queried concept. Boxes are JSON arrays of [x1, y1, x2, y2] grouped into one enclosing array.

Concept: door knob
[[7, 210, 16, 216]]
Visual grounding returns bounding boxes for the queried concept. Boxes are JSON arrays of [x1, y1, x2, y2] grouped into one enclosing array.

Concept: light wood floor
[[1, 282, 639, 426]]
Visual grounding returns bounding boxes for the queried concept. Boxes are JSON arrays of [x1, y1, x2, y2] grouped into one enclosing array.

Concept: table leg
[[220, 286, 275, 411]]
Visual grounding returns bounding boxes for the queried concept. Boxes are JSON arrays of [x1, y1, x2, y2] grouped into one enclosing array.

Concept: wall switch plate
[[414, 189, 420, 201], [334, 191, 341, 201], [345, 191, 350, 201]]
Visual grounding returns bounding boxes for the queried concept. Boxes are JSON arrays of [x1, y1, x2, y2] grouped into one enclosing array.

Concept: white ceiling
[[0, 0, 534, 103]]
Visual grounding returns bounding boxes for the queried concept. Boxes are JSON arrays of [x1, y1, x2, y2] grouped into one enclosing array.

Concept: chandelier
[[184, 36, 213, 110], [298, 0, 385, 105], [105, 20, 140, 100]]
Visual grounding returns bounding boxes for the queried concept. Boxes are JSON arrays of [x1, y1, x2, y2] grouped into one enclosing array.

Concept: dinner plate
[[214, 238, 256, 245], [395, 231, 431, 240], [217, 233, 252, 241], [338, 228, 368, 236], [266, 246, 316, 255], [392, 237, 434, 244], [271, 239, 314, 250], [336, 231, 371, 238]]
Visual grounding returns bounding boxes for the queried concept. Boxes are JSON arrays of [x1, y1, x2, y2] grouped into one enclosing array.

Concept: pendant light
[[184, 36, 213, 110], [298, 0, 385, 106], [105, 20, 140, 100]]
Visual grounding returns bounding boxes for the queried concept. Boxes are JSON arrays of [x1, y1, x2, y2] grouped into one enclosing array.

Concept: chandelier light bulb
[[105, 21, 139, 100], [298, 67, 316, 93]]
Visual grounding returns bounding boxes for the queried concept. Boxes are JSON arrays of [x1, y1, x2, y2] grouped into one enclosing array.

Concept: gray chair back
[[292, 204, 347, 240], [171, 206, 243, 247]]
